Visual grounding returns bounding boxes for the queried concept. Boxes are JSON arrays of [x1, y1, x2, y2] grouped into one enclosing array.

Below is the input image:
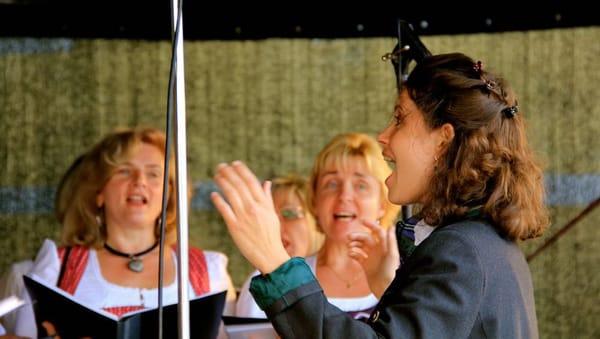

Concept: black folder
[[24, 275, 226, 339]]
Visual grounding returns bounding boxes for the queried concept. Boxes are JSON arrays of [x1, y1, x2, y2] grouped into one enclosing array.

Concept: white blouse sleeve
[[204, 251, 236, 316], [0, 259, 33, 334], [8, 239, 60, 337], [235, 270, 266, 318]]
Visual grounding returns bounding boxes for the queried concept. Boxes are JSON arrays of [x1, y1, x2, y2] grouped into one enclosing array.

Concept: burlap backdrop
[[1, 27, 598, 337]]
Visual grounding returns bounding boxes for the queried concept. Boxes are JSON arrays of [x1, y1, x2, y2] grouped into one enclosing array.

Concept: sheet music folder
[[24, 275, 226, 339]]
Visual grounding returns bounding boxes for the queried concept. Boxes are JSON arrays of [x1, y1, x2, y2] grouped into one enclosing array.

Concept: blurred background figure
[[305, 133, 399, 320], [235, 133, 399, 320], [0, 154, 84, 337], [236, 174, 323, 318], [2, 127, 236, 338]]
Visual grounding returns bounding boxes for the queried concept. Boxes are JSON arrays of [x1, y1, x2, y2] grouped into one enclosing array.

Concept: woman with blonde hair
[[5, 127, 235, 338], [304, 133, 399, 319], [236, 133, 400, 321]]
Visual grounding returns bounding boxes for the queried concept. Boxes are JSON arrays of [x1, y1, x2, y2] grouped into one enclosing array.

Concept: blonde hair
[[272, 174, 324, 255], [60, 127, 178, 248], [307, 133, 400, 229]]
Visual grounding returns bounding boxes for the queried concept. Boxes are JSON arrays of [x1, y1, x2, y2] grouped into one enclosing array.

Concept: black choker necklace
[[103, 241, 159, 273]]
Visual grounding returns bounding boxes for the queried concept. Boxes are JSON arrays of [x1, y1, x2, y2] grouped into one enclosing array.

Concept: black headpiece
[[382, 20, 432, 89]]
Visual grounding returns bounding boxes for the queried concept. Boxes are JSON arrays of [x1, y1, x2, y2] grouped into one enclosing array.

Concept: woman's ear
[[437, 123, 455, 152]]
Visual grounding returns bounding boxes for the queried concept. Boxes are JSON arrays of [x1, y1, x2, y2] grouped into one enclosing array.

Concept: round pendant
[[128, 258, 144, 272]]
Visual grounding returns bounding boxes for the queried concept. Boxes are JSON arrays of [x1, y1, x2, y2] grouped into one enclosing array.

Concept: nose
[[338, 181, 355, 201], [132, 169, 147, 187], [280, 223, 290, 241], [377, 124, 391, 147]]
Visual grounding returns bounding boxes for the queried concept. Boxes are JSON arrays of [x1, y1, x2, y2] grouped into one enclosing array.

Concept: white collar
[[414, 219, 436, 246]]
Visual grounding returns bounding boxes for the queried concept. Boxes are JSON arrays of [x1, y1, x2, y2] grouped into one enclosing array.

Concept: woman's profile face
[[377, 91, 441, 205], [96, 143, 165, 231], [273, 189, 311, 257], [314, 157, 385, 243]]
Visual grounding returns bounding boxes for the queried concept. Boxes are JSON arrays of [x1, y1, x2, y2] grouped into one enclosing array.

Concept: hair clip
[[502, 105, 518, 119], [473, 61, 483, 74], [485, 79, 497, 90], [381, 51, 399, 63], [381, 45, 409, 63]]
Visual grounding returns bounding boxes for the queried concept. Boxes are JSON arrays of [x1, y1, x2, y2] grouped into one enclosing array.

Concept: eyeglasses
[[279, 206, 305, 220]]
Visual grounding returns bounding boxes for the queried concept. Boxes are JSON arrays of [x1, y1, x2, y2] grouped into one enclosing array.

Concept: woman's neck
[[317, 239, 361, 271], [105, 223, 157, 253], [316, 239, 370, 297]]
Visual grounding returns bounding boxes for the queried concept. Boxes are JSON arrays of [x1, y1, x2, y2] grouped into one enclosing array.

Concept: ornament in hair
[[473, 61, 483, 74], [502, 105, 519, 118]]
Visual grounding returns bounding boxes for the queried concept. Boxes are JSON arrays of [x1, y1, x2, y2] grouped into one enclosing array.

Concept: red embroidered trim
[[187, 247, 210, 295], [57, 246, 89, 294], [103, 305, 145, 317]]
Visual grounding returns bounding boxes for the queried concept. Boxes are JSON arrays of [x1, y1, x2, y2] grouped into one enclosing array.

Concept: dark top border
[[0, 1, 597, 40]]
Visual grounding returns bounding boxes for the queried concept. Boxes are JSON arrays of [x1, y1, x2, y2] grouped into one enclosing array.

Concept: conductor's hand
[[211, 161, 290, 274], [348, 220, 399, 299]]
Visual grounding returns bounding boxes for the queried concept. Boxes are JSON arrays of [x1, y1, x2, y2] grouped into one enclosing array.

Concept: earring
[[154, 217, 164, 235], [95, 205, 105, 227], [95, 213, 104, 227]]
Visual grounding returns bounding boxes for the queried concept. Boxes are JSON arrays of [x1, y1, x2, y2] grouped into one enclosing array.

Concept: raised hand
[[347, 220, 399, 299], [211, 161, 290, 274]]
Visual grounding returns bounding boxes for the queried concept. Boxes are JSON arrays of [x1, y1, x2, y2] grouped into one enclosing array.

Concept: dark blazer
[[263, 220, 539, 338]]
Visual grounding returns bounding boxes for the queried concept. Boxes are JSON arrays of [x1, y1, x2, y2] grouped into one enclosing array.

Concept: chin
[[387, 192, 404, 205], [339, 224, 365, 238]]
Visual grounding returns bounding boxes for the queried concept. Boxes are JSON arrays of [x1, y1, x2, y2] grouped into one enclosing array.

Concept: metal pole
[[527, 196, 600, 262], [170, 0, 190, 337], [398, 20, 413, 222]]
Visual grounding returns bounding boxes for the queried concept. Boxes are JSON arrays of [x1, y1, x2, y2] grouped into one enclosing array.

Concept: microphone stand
[[156, 0, 190, 337], [169, 0, 191, 337]]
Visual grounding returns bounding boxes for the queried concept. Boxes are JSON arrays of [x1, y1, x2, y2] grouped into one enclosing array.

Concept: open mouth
[[127, 194, 148, 204], [333, 212, 357, 221]]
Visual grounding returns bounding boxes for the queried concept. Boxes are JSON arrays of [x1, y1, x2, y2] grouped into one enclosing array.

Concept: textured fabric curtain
[[1, 27, 598, 337]]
